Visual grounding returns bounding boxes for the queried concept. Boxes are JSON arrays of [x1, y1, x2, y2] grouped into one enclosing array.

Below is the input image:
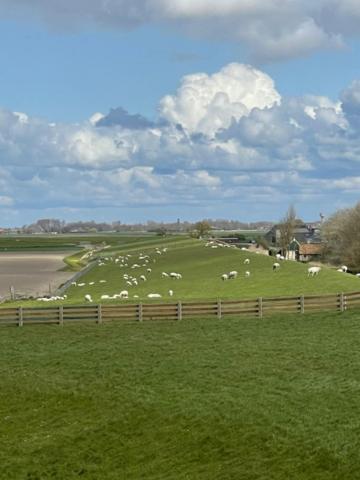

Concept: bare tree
[[322, 202, 360, 270], [278, 205, 297, 257]]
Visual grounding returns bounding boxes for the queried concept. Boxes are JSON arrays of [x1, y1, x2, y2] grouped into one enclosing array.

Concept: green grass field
[[61, 238, 360, 305], [0, 233, 176, 252], [1, 310, 360, 479]]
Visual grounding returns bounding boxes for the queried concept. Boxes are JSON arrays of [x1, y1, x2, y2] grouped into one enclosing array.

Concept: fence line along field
[[1, 290, 360, 326]]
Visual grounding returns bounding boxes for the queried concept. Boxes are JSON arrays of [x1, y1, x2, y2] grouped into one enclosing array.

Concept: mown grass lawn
[[1, 310, 360, 479]]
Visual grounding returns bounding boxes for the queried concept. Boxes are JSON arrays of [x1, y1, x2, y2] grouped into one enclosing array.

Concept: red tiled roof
[[299, 243, 324, 255]]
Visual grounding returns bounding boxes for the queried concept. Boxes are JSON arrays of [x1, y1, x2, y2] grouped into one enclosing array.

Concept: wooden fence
[[1, 291, 360, 327]]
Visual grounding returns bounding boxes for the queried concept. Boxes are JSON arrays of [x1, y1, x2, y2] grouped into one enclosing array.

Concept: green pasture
[[63, 239, 360, 304], [0, 233, 177, 252], [1, 310, 360, 479]]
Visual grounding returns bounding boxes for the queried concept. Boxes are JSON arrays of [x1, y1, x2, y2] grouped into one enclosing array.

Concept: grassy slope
[[1, 310, 360, 479], [63, 239, 360, 304]]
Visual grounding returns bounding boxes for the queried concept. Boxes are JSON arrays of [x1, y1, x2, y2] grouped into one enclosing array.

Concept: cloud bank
[[0, 62, 359, 223], [3, 0, 360, 60]]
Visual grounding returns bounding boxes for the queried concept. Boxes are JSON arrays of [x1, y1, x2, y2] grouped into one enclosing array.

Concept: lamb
[[84, 294, 93, 302], [148, 293, 162, 298], [273, 263, 280, 271], [244, 258, 250, 265], [308, 266, 321, 277], [221, 274, 229, 281]]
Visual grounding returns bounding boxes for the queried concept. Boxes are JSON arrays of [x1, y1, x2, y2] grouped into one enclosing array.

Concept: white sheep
[[148, 293, 162, 298], [169, 289, 174, 296], [341, 265, 348, 272], [244, 258, 250, 265], [77, 283, 86, 287], [245, 271, 250, 277], [170, 272, 182, 279], [101, 295, 110, 300], [273, 263, 280, 271], [308, 266, 321, 277], [147, 268, 152, 273], [228, 271, 238, 279], [140, 275, 147, 281], [99, 280, 107, 283], [162, 272, 169, 278], [221, 274, 229, 281], [84, 294, 93, 302], [119, 290, 129, 299]]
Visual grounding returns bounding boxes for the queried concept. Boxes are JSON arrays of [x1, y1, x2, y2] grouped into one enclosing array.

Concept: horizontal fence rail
[[1, 291, 360, 327]]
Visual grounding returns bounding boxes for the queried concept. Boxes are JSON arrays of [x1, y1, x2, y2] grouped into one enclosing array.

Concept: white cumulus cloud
[[159, 63, 280, 135]]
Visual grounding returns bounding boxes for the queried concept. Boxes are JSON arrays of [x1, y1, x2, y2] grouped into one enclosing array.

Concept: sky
[[1, 0, 360, 226]]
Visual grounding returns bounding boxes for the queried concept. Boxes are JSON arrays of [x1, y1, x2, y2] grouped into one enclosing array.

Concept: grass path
[[1, 310, 360, 479]]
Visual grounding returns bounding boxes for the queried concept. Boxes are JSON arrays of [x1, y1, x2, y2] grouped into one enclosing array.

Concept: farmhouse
[[298, 243, 324, 262]]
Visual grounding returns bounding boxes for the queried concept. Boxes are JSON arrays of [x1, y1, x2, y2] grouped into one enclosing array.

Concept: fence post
[[177, 301, 182, 321], [97, 304, 102, 324], [300, 295, 305, 314], [339, 293, 345, 313], [217, 300, 222, 320], [18, 306, 23, 327], [258, 297, 263, 318], [138, 303, 143, 322], [59, 305, 64, 326]]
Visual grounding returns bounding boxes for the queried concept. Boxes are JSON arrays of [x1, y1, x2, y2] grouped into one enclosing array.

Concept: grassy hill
[[2, 310, 360, 479], [62, 238, 360, 304]]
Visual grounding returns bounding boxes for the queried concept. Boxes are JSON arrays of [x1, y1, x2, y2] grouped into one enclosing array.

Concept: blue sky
[[0, 1, 360, 226]]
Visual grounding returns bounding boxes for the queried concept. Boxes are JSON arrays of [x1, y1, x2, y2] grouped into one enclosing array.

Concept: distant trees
[[322, 202, 360, 270], [193, 220, 212, 239], [278, 206, 297, 256]]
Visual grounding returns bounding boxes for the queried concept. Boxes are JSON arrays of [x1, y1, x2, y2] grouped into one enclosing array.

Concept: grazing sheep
[[84, 294, 93, 302], [168, 289, 174, 296], [126, 281, 132, 286], [221, 274, 229, 281], [273, 263, 280, 271], [337, 268, 344, 272], [244, 258, 250, 265], [148, 293, 162, 298], [308, 266, 321, 277], [162, 272, 169, 278], [279, 255, 285, 261], [78, 283, 86, 287], [241, 247, 247, 251], [119, 290, 129, 299], [101, 295, 110, 300], [89, 282, 95, 285], [170, 272, 182, 279], [147, 268, 152, 273], [140, 275, 147, 281], [133, 295, 139, 298], [245, 271, 250, 277], [356, 273, 360, 277], [228, 271, 238, 279], [99, 280, 107, 283], [71, 281, 77, 286], [341, 265, 348, 272]]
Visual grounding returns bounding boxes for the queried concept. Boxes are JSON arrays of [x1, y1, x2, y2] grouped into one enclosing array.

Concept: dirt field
[[0, 252, 75, 299]]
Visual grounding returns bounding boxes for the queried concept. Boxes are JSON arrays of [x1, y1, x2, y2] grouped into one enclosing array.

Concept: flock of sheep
[[77, 247, 181, 303], [35, 238, 359, 304]]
